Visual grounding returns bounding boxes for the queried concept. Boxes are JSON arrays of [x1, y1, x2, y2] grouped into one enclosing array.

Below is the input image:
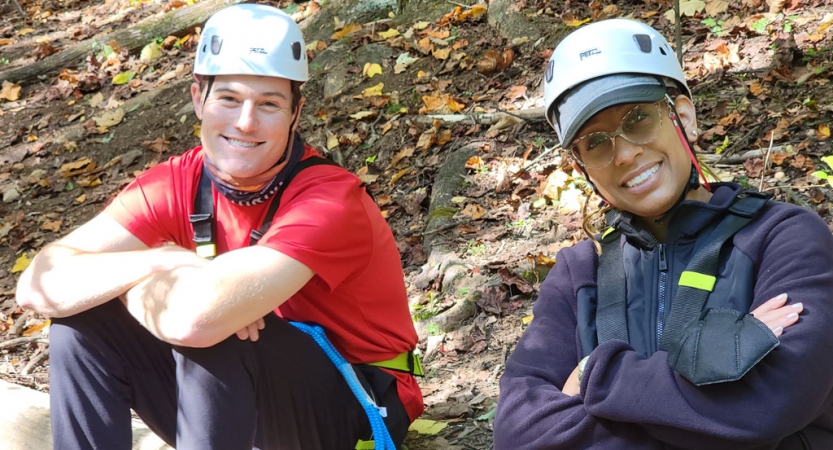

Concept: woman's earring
[[691, 129, 699, 137]]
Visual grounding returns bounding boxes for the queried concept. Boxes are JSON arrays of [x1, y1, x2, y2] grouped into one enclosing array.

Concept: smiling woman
[[494, 18, 833, 450]]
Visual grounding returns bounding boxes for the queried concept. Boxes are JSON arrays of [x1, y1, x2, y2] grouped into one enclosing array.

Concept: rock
[[487, 0, 541, 43], [3, 186, 20, 203], [355, 43, 397, 69], [323, 66, 349, 100]]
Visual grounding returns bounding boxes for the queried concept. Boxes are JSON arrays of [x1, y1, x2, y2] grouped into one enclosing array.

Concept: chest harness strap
[[188, 156, 420, 449], [595, 190, 771, 350]]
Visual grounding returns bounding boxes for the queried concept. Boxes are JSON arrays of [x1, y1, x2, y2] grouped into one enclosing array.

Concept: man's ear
[[289, 96, 305, 134], [674, 95, 698, 143], [190, 81, 203, 121]]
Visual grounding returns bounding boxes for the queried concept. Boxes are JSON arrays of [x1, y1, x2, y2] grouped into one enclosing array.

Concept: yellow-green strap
[[196, 243, 216, 259], [368, 351, 424, 376], [601, 227, 616, 240], [678, 271, 716, 291]]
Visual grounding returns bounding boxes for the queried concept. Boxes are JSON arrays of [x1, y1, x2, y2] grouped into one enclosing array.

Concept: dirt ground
[[2, 0, 833, 448]]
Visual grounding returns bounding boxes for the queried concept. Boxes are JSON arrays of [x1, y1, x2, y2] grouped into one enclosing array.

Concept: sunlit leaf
[[412, 21, 430, 30], [75, 193, 87, 203], [409, 419, 448, 435], [22, 320, 50, 336], [12, 252, 33, 273], [679, 0, 706, 16], [363, 63, 383, 78], [522, 315, 534, 325], [140, 42, 163, 62], [821, 155, 833, 170], [0, 38, 14, 46], [362, 83, 385, 97], [705, 0, 729, 15], [816, 124, 830, 140], [193, 124, 201, 138], [390, 168, 410, 184], [350, 111, 377, 120], [17, 28, 35, 36], [432, 48, 451, 60], [811, 170, 829, 180], [331, 23, 362, 40], [327, 134, 340, 149], [563, 17, 591, 27], [378, 29, 400, 39], [112, 71, 136, 85]]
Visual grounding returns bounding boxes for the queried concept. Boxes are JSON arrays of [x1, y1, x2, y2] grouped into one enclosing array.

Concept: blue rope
[[290, 322, 396, 450]]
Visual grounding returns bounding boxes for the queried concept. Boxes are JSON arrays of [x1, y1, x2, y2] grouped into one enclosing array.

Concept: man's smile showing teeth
[[226, 137, 260, 148], [625, 163, 659, 188]]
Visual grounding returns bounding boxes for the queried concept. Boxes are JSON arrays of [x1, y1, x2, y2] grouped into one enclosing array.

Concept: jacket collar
[[605, 182, 743, 249]]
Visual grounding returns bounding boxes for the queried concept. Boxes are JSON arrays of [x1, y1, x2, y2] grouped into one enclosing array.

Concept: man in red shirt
[[15, 4, 423, 449]]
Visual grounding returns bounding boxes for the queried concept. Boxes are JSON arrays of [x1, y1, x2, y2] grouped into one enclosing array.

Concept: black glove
[[666, 308, 779, 386]]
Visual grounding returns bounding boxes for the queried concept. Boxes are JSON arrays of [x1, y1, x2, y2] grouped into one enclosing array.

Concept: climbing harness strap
[[594, 190, 771, 350], [189, 154, 412, 449], [290, 322, 396, 450]]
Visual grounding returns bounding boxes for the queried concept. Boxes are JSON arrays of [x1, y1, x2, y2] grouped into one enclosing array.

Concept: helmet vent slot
[[659, 46, 667, 55], [633, 34, 652, 53], [291, 41, 302, 60], [211, 35, 223, 55]]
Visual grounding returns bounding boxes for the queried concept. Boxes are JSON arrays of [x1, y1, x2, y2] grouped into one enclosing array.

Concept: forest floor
[[1, 0, 833, 448]]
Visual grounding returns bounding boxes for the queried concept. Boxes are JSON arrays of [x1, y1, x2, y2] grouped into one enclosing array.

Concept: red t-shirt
[[105, 145, 424, 421]]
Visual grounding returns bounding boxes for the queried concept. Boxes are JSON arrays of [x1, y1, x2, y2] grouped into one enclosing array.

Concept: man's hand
[[751, 293, 803, 338], [235, 317, 266, 341]]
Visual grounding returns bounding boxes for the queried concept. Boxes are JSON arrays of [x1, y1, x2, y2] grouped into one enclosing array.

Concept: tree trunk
[[0, 0, 243, 85]]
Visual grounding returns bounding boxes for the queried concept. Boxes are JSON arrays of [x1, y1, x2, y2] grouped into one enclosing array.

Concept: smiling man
[[15, 5, 423, 449]]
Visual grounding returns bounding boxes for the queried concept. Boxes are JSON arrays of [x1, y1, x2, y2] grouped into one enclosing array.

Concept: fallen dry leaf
[[0, 81, 22, 102], [41, 220, 62, 232], [331, 23, 362, 40], [92, 108, 125, 128], [143, 137, 170, 153], [461, 203, 487, 219], [390, 147, 415, 167]]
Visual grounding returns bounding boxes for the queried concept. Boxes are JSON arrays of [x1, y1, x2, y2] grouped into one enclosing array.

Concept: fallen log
[[0, 0, 243, 85], [415, 106, 545, 125]]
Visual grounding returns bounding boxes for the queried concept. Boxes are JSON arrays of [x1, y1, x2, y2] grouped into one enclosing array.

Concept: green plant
[[702, 17, 725, 35], [365, 154, 378, 163], [0, 58, 8, 65], [803, 97, 819, 111], [737, 175, 751, 189], [751, 17, 770, 33], [783, 14, 798, 32], [465, 239, 486, 257], [384, 102, 405, 114], [810, 155, 833, 187]]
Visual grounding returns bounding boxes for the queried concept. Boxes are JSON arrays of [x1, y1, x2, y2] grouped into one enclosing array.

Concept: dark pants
[[49, 300, 410, 450]]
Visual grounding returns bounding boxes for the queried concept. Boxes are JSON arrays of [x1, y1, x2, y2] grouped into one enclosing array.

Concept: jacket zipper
[[657, 243, 668, 346]]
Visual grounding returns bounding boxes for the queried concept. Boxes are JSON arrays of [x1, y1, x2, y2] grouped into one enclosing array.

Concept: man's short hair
[[197, 76, 303, 113]]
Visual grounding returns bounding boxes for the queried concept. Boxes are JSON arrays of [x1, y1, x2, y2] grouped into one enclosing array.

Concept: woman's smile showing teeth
[[624, 163, 660, 188]]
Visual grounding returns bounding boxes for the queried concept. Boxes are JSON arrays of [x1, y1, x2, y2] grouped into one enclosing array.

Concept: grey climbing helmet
[[544, 18, 690, 145]]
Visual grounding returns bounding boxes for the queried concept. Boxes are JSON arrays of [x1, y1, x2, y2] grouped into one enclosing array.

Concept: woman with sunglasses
[[494, 18, 833, 450]]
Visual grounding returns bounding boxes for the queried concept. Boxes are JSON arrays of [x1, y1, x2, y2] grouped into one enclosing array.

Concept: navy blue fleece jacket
[[495, 183, 833, 450]]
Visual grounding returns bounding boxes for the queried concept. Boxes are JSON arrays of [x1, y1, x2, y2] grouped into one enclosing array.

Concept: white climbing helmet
[[194, 4, 308, 82], [543, 18, 690, 145]]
